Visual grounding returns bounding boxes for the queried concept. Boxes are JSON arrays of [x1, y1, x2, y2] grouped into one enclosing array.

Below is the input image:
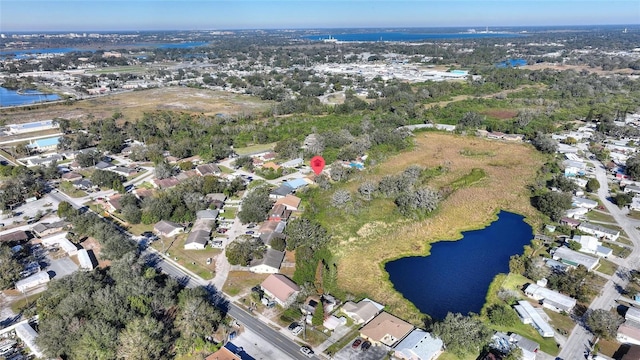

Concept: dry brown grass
[[335, 133, 546, 323], [2, 87, 272, 124], [223, 271, 269, 297]]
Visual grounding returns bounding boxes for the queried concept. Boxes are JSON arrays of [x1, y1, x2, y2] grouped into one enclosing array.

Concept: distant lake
[[0, 42, 208, 58], [0, 87, 60, 107], [303, 32, 524, 42], [385, 211, 532, 320]]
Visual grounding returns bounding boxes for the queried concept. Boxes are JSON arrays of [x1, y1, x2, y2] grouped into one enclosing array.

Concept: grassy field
[[324, 133, 546, 323], [234, 142, 277, 156], [597, 258, 619, 276], [585, 210, 616, 224], [223, 271, 269, 297], [2, 87, 272, 124], [150, 234, 219, 280]]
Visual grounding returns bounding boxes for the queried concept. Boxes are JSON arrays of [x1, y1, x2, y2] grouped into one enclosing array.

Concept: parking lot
[[331, 341, 389, 360]]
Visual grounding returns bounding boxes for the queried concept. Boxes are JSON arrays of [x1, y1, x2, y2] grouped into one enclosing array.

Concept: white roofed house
[[572, 196, 598, 209], [15, 272, 50, 293], [578, 222, 620, 241], [552, 246, 600, 271], [394, 329, 443, 360], [566, 207, 589, 219], [340, 298, 385, 324], [154, 220, 185, 237], [618, 307, 640, 345], [625, 185, 640, 195], [77, 248, 96, 270], [14, 322, 44, 358], [513, 300, 555, 338], [571, 235, 613, 257], [524, 283, 577, 313]]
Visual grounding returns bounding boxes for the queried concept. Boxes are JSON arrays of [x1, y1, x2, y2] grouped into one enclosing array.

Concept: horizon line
[[2, 23, 638, 34]]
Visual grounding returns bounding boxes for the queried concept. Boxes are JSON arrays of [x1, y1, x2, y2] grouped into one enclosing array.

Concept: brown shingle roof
[[260, 274, 300, 304], [360, 312, 413, 347], [275, 194, 301, 210]]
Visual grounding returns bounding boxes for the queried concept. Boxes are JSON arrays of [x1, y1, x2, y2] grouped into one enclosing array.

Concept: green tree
[[0, 245, 22, 290], [431, 312, 492, 356], [504, 347, 523, 360], [567, 240, 582, 251], [487, 304, 518, 326], [117, 316, 168, 360], [534, 191, 573, 221], [237, 188, 273, 224], [614, 192, 633, 207], [585, 309, 622, 339], [586, 178, 600, 193], [311, 302, 324, 326], [58, 201, 76, 219], [285, 218, 330, 250]]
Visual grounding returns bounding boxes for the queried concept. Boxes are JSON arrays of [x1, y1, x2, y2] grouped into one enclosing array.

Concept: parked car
[[351, 338, 362, 349], [245, 231, 255, 235], [288, 322, 299, 331], [292, 326, 303, 336], [300, 346, 314, 358], [206, 258, 212, 265], [361, 341, 371, 351]]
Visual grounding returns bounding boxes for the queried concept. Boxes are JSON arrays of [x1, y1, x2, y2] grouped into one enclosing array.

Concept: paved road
[[559, 161, 640, 359]]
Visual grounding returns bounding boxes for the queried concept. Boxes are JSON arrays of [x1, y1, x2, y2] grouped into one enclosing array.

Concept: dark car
[[361, 341, 371, 351], [288, 322, 299, 331], [351, 338, 362, 349]]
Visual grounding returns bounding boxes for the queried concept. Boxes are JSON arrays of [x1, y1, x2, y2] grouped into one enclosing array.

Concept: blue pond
[[385, 211, 532, 320], [0, 87, 60, 107]]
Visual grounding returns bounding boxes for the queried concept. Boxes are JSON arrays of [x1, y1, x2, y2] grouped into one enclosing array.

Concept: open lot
[[1, 87, 272, 124], [150, 233, 220, 280]]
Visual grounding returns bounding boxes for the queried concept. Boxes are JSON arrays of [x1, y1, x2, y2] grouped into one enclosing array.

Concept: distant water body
[[0, 41, 208, 58], [304, 32, 524, 42], [385, 211, 532, 320], [0, 87, 61, 107]]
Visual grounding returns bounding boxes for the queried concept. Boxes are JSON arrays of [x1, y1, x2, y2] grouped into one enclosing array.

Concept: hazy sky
[[2, 0, 639, 32]]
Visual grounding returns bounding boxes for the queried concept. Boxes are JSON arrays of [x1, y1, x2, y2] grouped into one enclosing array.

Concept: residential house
[[552, 246, 600, 271], [394, 329, 443, 360], [360, 312, 413, 347], [27, 154, 63, 166], [196, 163, 221, 177], [134, 188, 154, 201], [249, 249, 285, 274], [14, 322, 44, 359], [72, 178, 93, 190], [572, 196, 598, 209], [110, 166, 138, 177], [631, 196, 640, 211], [197, 209, 219, 220], [95, 160, 114, 170], [513, 300, 555, 338], [77, 249, 96, 270], [41, 232, 78, 256], [560, 217, 581, 228], [491, 332, 539, 360], [206, 193, 227, 208], [184, 230, 210, 250], [204, 345, 241, 360], [571, 235, 613, 257], [341, 298, 385, 324], [152, 177, 180, 189], [260, 274, 300, 307], [15, 272, 50, 293], [105, 194, 123, 213], [31, 221, 69, 237], [524, 284, 577, 313], [281, 158, 303, 168], [323, 315, 347, 331], [61, 172, 83, 182], [268, 204, 290, 222], [274, 194, 301, 211], [617, 323, 640, 346], [0, 230, 29, 243], [269, 184, 293, 199], [262, 161, 281, 171], [578, 222, 620, 241], [563, 160, 586, 177], [566, 207, 588, 219], [625, 185, 640, 195], [283, 178, 309, 191], [154, 220, 184, 237]]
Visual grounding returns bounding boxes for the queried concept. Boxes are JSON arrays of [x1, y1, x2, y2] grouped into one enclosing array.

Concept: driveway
[[46, 257, 78, 279]]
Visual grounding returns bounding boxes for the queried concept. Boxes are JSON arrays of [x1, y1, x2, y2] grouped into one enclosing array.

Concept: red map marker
[[310, 156, 325, 175]]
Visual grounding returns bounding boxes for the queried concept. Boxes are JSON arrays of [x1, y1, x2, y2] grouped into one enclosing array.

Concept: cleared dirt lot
[[2, 87, 272, 124]]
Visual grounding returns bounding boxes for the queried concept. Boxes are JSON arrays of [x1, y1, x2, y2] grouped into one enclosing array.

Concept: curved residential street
[[559, 161, 640, 359]]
